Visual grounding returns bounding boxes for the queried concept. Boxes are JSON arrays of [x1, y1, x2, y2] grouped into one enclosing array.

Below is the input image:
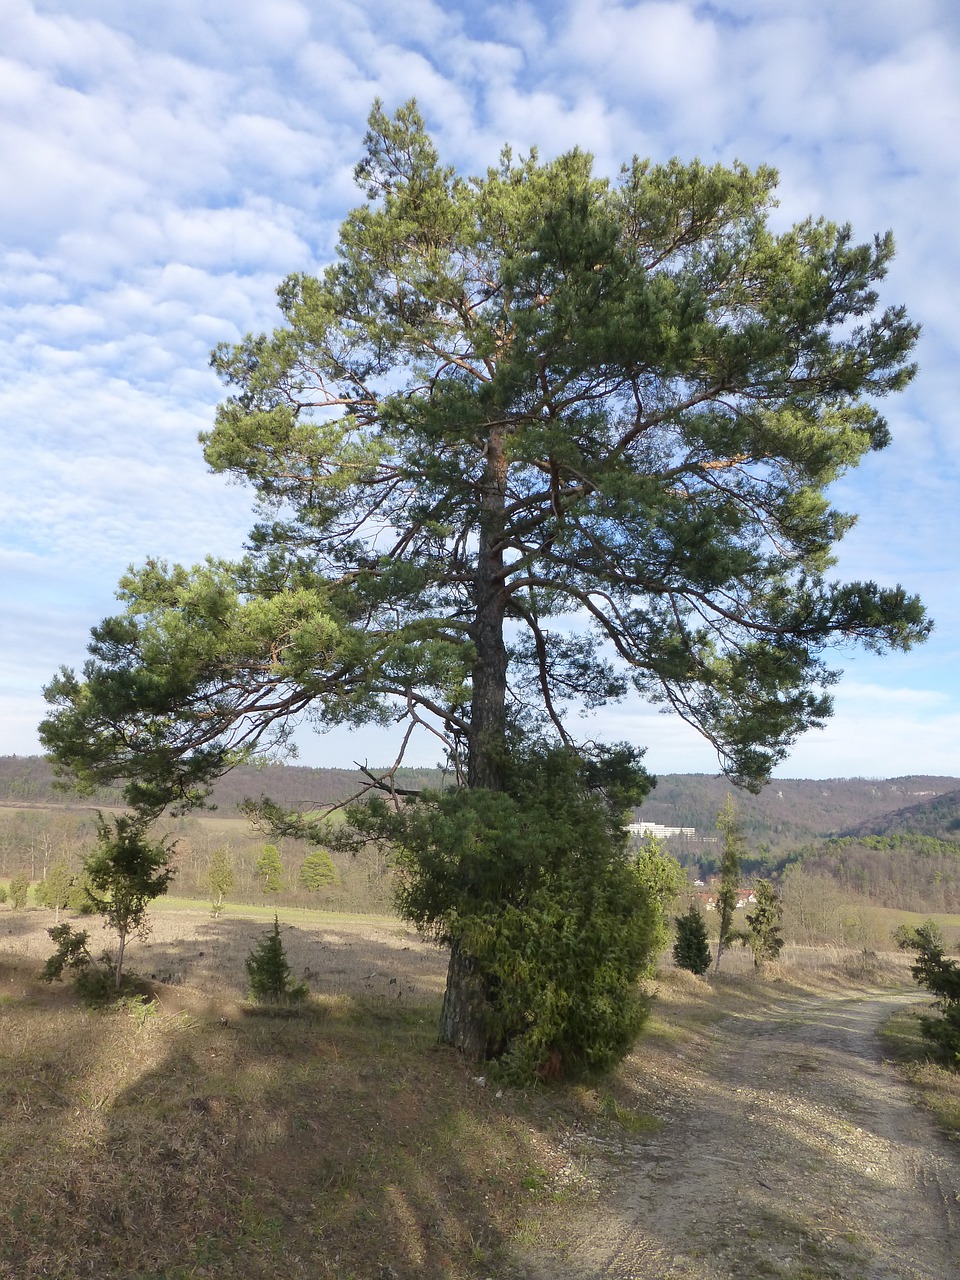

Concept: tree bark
[[467, 428, 508, 792], [439, 938, 499, 1059], [440, 428, 509, 1053]]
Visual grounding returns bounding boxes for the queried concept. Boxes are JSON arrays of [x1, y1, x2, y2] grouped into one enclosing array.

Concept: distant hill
[[840, 786, 960, 841], [634, 774, 960, 845], [3, 755, 957, 847], [0, 755, 447, 811]]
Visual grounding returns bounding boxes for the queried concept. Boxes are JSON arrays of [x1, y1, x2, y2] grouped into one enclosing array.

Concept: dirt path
[[533, 990, 960, 1279]]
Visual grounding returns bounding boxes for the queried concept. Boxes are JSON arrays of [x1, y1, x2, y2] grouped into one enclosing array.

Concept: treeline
[[779, 834, 960, 915], [0, 806, 395, 915], [5, 756, 959, 846], [842, 789, 960, 840]]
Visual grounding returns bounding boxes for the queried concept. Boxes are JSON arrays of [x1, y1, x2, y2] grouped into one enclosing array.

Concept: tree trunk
[[439, 428, 509, 1053], [467, 428, 508, 793], [115, 927, 127, 991], [439, 939, 499, 1059]]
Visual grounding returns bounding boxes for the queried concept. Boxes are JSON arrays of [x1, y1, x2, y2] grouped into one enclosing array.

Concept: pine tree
[[673, 904, 712, 975], [245, 916, 307, 1006], [40, 101, 930, 1059]]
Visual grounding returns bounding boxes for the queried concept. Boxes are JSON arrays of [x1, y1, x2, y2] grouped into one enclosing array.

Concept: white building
[[626, 821, 696, 839]]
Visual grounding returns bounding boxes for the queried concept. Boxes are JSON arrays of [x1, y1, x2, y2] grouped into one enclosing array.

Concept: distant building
[[627, 821, 696, 839]]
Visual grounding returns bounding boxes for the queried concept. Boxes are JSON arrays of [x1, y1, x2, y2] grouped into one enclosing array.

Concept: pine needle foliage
[[352, 743, 663, 1081]]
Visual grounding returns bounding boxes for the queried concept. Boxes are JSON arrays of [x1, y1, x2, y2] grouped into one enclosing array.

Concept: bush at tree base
[[351, 743, 668, 1083], [245, 916, 307, 1006], [895, 920, 960, 1067], [673, 904, 713, 975], [40, 923, 124, 1005]]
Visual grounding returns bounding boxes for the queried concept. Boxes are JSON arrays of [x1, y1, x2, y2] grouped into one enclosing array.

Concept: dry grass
[[878, 1002, 960, 1138], [0, 903, 449, 1005], [0, 903, 929, 1280], [0, 956, 572, 1279]]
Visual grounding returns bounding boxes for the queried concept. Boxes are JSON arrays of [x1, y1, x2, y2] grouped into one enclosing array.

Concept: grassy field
[[0, 899, 945, 1280]]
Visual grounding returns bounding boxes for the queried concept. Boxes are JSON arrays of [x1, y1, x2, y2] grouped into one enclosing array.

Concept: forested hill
[[0, 756, 447, 811], [840, 787, 960, 840], [2, 755, 958, 846], [633, 774, 960, 844]]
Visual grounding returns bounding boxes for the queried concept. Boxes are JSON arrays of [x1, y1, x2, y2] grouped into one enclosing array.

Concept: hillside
[[3, 756, 958, 846], [841, 786, 960, 840], [636, 774, 960, 844], [0, 756, 447, 811]]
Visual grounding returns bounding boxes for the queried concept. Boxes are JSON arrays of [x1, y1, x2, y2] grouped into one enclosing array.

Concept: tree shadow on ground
[[0, 955, 540, 1280]]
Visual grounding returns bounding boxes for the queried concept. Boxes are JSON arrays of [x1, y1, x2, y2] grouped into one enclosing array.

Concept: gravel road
[[531, 990, 960, 1279]]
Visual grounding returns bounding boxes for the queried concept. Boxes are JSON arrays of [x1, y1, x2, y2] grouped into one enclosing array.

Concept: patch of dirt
[[528, 988, 960, 1279]]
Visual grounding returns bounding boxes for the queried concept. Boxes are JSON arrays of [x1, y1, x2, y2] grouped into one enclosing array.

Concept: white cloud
[[1, 0, 958, 779]]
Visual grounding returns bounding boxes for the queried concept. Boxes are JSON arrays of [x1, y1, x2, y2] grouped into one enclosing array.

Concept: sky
[[2, 0, 959, 782]]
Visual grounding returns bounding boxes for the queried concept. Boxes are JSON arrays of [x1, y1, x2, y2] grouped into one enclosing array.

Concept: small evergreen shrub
[[255, 845, 284, 895], [245, 917, 308, 1007], [359, 743, 662, 1082], [673, 904, 712, 975], [895, 920, 960, 1067], [298, 848, 339, 893], [8, 873, 29, 910], [40, 923, 116, 1006], [745, 879, 785, 967]]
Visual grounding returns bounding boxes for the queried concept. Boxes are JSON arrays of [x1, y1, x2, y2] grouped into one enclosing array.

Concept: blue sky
[[2, 0, 959, 779]]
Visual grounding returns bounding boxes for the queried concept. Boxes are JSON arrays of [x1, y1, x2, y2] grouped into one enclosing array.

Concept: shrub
[[208, 847, 235, 918], [895, 920, 960, 1067], [67, 870, 97, 914], [673, 904, 712, 975], [745, 879, 785, 967], [84, 814, 176, 990], [298, 848, 338, 893], [245, 917, 307, 1006], [35, 859, 74, 922], [8, 873, 29, 910], [357, 742, 662, 1082], [40, 923, 117, 1005], [255, 845, 284, 895]]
